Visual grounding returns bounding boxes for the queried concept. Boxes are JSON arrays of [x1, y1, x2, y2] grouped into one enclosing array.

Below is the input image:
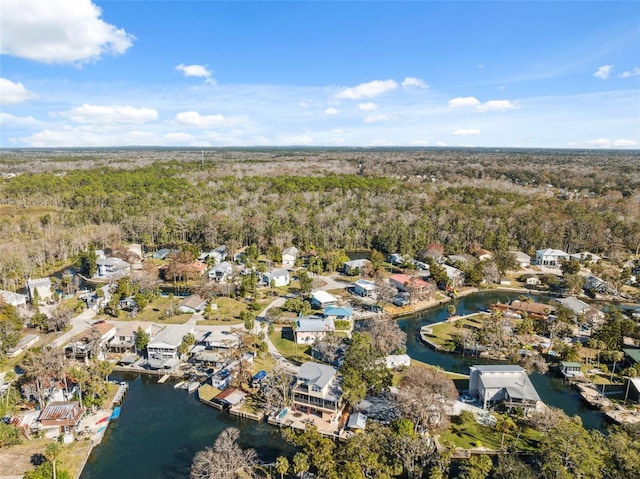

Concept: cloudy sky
[[1, 0, 639, 148]]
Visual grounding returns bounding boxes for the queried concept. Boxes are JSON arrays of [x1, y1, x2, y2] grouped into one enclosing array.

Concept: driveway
[[51, 308, 97, 347]]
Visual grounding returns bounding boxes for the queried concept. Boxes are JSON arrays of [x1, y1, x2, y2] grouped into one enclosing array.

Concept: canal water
[[80, 373, 294, 479], [82, 290, 609, 477], [399, 290, 609, 431]]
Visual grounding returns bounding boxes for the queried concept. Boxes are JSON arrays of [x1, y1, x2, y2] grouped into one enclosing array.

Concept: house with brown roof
[[491, 300, 554, 320], [388, 274, 432, 293], [38, 401, 84, 435]]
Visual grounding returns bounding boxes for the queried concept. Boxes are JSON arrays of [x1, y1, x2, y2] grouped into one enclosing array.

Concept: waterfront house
[[468, 365, 541, 413], [310, 290, 338, 309], [473, 248, 494, 261], [555, 296, 604, 324], [263, 268, 290, 287], [193, 351, 227, 370], [0, 290, 27, 308], [627, 377, 640, 403], [292, 362, 343, 421], [38, 401, 84, 436], [203, 330, 240, 351], [441, 264, 465, 288], [210, 369, 232, 389], [178, 294, 207, 314], [623, 348, 640, 368], [152, 248, 172, 260], [535, 248, 568, 267], [295, 318, 335, 344], [96, 257, 131, 279], [110, 322, 155, 354], [343, 259, 371, 275], [559, 361, 584, 379], [492, 300, 554, 320], [282, 246, 299, 268], [569, 251, 601, 263], [199, 245, 229, 264], [388, 274, 432, 294], [353, 279, 376, 298], [147, 325, 194, 369], [323, 307, 353, 321], [208, 261, 233, 283], [26, 277, 54, 304]]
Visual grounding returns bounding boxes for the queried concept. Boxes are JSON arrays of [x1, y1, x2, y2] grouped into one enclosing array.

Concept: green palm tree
[[496, 415, 517, 450], [275, 456, 289, 479]]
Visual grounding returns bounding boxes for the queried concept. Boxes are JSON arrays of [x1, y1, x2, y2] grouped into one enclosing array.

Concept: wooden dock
[[112, 382, 128, 405], [575, 383, 612, 410], [157, 375, 170, 384]]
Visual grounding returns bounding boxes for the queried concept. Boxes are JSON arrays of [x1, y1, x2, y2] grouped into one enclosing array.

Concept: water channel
[[82, 290, 610, 478]]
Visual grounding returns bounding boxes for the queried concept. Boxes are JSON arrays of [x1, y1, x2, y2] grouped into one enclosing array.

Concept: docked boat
[[111, 406, 121, 420]]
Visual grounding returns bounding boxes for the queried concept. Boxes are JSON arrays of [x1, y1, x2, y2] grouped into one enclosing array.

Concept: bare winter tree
[[394, 365, 458, 433], [259, 368, 292, 413], [190, 427, 257, 479], [363, 315, 407, 355]]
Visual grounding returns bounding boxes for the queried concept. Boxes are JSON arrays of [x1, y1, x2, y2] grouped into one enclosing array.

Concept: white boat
[[174, 381, 186, 389], [187, 381, 200, 393]]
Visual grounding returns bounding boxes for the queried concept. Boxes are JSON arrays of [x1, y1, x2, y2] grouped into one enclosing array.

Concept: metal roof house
[[295, 318, 335, 344], [147, 325, 194, 369], [469, 365, 541, 413], [293, 362, 343, 421], [310, 290, 338, 309]]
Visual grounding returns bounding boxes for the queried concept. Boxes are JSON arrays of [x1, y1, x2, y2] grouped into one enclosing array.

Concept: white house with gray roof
[[293, 362, 343, 421], [295, 317, 335, 344], [26, 278, 54, 304], [469, 365, 541, 413], [535, 248, 568, 267], [208, 261, 233, 283], [263, 268, 290, 287], [282, 246, 299, 268], [147, 324, 194, 369], [0, 290, 27, 308], [555, 296, 604, 323], [96, 257, 131, 279]]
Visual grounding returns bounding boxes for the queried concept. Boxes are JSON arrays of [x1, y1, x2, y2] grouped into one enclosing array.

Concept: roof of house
[[388, 274, 430, 288], [623, 348, 640, 363], [345, 259, 370, 268], [560, 361, 582, 368], [512, 251, 531, 261], [149, 325, 194, 348], [212, 261, 233, 272], [311, 290, 338, 303], [296, 362, 337, 389], [97, 257, 130, 268], [472, 365, 540, 401], [0, 290, 27, 305], [347, 412, 368, 430], [39, 401, 83, 423], [556, 297, 592, 314], [536, 248, 568, 257], [496, 300, 553, 316], [26, 277, 52, 288], [265, 268, 289, 278], [471, 365, 526, 373], [216, 387, 246, 405], [354, 279, 376, 289], [323, 307, 353, 317], [297, 318, 335, 333], [179, 294, 206, 310], [93, 322, 116, 337], [282, 246, 299, 256]]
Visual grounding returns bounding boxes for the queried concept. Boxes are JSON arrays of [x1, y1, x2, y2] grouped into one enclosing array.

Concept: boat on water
[[174, 381, 186, 389], [95, 416, 110, 425], [96, 425, 106, 433], [187, 381, 200, 393], [111, 406, 121, 420]]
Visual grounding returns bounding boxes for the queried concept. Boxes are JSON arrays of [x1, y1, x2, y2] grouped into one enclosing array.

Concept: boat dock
[[112, 382, 129, 405], [575, 383, 612, 410], [157, 374, 170, 383]]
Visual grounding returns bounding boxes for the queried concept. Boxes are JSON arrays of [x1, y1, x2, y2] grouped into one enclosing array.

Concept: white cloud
[[409, 140, 429, 146], [358, 102, 378, 111], [586, 138, 639, 148], [277, 135, 314, 145], [0, 0, 133, 65], [164, 132, 195, 143], [436, 141, 448, 147], [61, 104, 158, 124], [325, 107, 339, 115], [401, 77, 428, 89], [619, 67, 640, 79], [369, 139, 393, 146], [453, 128, 481, 136], [593, 65, 613, 80], [335, 79, 398, 99], [0, 112, 43, 127], [476, 100, 518, 112], [175, 111, 232, 128], [0, 78, 38, 104], [448, 97, 481, 108], [364, 114, 390, 123], [176, 64, 214, 83]]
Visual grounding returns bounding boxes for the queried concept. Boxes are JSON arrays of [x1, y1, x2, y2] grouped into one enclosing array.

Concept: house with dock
[[147, 325, 194, 370], [292, 362, 344, 421], [468, 365, 541, 413], [492, 300, 554, 320], [38, 401, 85, 438]]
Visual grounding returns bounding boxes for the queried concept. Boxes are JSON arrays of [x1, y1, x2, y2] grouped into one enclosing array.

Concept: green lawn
[[268, 330, 312, 364], [252, 354, 277, 373], [426, 313, 489, 347], [441, 415, 542, 451]]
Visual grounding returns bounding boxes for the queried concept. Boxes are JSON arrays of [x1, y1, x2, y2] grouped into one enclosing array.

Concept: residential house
[[385, 354, 411, 369], [559, 361, 583, 379], [448, 254, 471, 266], [292, 362, 344, 421], [263, 269, 290, 287], [626, 377, 640, 403], [109, 322, 154, 354], [210, 369, 232, 389], [200, 245, 228, 264], [346, 412, 368, 431], [343, 259, 370, 275], [93, 322, 116, 345], [442, 264, 465, 288], [147, 325, 194, 369], [512, 251, 531, 268], [178, 294, 207, 314], [353, 279, 376, 298], [26, 277, 54, 304], [0, 290, 27, 308], [555, 297, 604, 324], [468, 365, 541, 413], [203, 330, 241, 351], [623, 348, 640, 368], [193, 351, 227, 370], [323, 307, 353, 321], [6, 334, 40, 358], [96, 257, 131, 279], [152, 248, 172, 260], [310, 290, 338, 309], [524, 275, 541, 286], [569, 252, 601, 263], [535, 249, 568, 267], [38, 401, 84, 435], [282, 246, 299, 268], [295, 318, 335, 344], [492, 300, 554, 320], [208, 261, 233, 283], [388, 274, 432, 294], [473, 248, 494, 261]]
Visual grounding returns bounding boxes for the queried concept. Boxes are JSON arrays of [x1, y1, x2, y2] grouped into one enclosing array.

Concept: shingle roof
[[296, 362, 336, 389]]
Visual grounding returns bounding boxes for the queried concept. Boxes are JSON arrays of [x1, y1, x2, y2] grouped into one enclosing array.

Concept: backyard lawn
[[425, 313, 489, 347], [441, 414, 542, 451], [269, 329, 312, 364]]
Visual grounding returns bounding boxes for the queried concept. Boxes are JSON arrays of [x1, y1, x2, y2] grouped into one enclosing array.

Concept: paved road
[[51, 308, 97, 347]]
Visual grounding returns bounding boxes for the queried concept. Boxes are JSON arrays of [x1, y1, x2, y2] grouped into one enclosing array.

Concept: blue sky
[[1, 0, 639, 148]]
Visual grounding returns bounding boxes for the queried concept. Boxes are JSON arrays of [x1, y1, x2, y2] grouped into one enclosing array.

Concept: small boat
[[174, 381, 185, 389], [97, 426, 106, 433], [110, 406, 121, 420], [187, 381, 200, 393], [95, 416, 109, 425]]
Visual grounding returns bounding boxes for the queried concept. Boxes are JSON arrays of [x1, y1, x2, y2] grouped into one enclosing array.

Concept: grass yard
[[441, 415, 542, 451], [268, 330, 312, 364], [252, 354, 277, 373], [426, 313, 489, 347]]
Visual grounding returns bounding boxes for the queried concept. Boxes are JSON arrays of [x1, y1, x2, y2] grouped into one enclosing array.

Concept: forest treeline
[[0, 149, 638, 290]]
